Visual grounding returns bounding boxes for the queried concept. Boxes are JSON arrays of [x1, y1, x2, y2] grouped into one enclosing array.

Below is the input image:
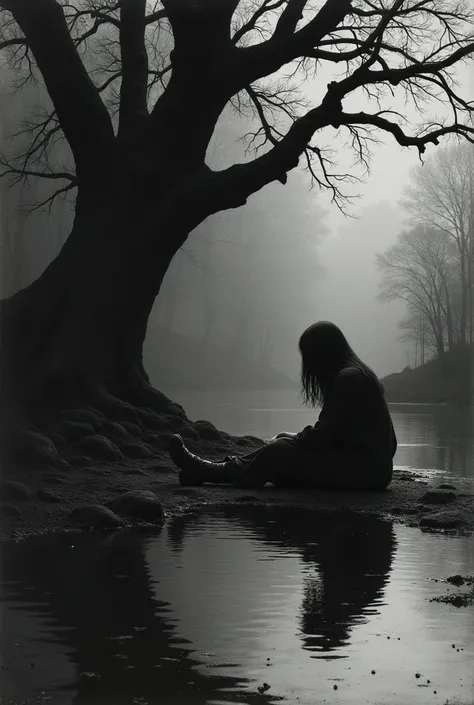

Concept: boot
[[168, 434, 241, 487]]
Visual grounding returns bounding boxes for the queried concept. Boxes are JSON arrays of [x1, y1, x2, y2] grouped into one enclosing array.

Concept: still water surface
[[1, 508, 473, 705], [1, 390, 473, 705]]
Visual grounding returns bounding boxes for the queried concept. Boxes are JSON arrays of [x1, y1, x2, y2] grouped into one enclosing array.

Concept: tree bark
[[0, 184, 189, 419]]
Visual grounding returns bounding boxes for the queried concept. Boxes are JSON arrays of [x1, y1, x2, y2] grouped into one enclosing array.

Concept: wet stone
[[419, 489, 457, 505], [437, 483, 457, 491], [68, 505, 125, 529], [181, 426, 199, 441], [420, 512, 464, 529], [106, 490, 164, 524]]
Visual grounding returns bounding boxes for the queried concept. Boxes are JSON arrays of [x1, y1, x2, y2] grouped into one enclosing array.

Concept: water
[[1, 508, 473, 705], [168, 389, 474, 488]]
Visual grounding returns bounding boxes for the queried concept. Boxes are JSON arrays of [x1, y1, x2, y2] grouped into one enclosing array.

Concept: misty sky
[[298, 59, 474, 378]]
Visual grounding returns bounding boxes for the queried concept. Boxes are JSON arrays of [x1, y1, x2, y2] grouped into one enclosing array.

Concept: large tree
[[1, 0, 474, 430]]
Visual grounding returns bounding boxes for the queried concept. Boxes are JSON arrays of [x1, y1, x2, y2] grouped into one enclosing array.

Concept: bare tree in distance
[[401, 143, 474, 347], [377, 225, 458, 361], [1, 0, 474, 447]]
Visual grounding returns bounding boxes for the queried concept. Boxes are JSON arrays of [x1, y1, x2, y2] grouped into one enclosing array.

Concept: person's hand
[[268, 432, 297, 442]]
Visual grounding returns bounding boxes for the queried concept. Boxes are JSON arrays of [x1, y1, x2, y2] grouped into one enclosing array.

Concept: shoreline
[[2, 446, 473, 542]]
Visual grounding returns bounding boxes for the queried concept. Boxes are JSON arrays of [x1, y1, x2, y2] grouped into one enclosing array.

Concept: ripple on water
[[1, 506, 473, 705]]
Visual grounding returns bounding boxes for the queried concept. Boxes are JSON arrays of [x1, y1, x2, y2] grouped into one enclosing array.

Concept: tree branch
[[236, 0, 354, 86], [118, 0, 149, 137], [336, 111, 474, 154], [1, 0, 115, 178]]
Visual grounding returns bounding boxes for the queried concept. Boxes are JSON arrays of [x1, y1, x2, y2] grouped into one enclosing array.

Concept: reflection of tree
[[1, 529, 277, 705], [166, 506, 396, 658]]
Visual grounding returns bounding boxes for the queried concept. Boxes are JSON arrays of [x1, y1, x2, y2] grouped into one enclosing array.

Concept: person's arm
[[390, 418, 397, 458], [296, 368, 362, 451]]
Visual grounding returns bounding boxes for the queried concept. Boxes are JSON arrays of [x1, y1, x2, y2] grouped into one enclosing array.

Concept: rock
[[420, 489, 457, 505], [69, 455, 94, 467], [53, 421, 95, 441], [0, 481, 34, 502], [135, 408, 161, 428], [98, 421, 130, 440], [437, 483, 457, 491], [76, 435, 122, 461], [1, 503, 23, 520], [7, 430, 64, 468], [420, 512, 464, 529], [164, 415, 187, 431], [68, 505, 125, 529], [58, 408, 104, 426], [236, 495, 263, 503], [36, 489, 62, 503], [49, 433, 66, 448], [41, 473, 65, 485], [142, 432, 160, 445], [120, 442, 154, 459], [447, 574, 465, 586], [120, 422, 142, 437], [181, 426, 199, 441], [106, 490, 164, 523], [194, 420, 222, 441]]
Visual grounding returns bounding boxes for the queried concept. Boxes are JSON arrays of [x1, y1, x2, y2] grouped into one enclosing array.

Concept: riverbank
[[2, 432, 473, 541]]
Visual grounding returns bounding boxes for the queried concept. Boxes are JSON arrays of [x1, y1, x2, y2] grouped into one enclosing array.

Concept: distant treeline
[[381, 344, 472, 405]]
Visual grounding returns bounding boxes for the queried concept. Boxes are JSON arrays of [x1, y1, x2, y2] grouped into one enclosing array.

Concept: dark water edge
[[1, 506, 473, 705]]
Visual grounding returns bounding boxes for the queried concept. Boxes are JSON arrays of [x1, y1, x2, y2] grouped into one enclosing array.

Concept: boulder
[[68, 505, 125, 529], [419, 489, 457, 505], [0, 480, 34, 502], [181, 426, 199, 441], [98, 421, 130, 440], [120, 422, 142, 437], [58, 408, 104, 426], [420, 512, 464, 529], [69, 455, 95, 467], [6, 429, 64, 468], [120, 442, 154, 459], [194, 420, 223, 441], [436, 483, 458, 491], [76, 435, 122, 461], [106, 490, 164, 523], [53, 421, 95, 441]]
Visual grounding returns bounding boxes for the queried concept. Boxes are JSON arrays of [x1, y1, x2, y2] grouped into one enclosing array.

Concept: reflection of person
[[169, 321, 397, 491]]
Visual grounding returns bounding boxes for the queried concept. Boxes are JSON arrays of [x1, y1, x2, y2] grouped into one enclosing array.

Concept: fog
[[1, 42, 472, 389]]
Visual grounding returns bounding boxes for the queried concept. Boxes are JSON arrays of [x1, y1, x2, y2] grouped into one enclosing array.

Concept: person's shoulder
[[338, 365, 365, 380], [336, 366, 376, 389]]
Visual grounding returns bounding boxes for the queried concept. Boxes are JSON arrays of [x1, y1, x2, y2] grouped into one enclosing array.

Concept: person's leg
[[168, 435, 314, 488]]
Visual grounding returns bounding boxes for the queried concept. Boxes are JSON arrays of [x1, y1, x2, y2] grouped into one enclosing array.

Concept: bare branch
[[336, 110, 474, 154], [2, 0, 115, 177]]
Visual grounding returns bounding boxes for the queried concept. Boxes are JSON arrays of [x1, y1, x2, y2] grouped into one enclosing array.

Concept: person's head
[[298, 321, 375, 406]]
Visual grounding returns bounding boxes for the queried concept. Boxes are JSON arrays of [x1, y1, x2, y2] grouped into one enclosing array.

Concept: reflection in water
[[1, 528, 277, 705], [1, 509, 473, 705]]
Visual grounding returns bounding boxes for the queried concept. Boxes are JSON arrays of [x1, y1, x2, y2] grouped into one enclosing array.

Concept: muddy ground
[[1, 432, 473, 542]]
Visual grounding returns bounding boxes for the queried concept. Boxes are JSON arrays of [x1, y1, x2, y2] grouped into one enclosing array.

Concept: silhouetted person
[[169, 321, 397, 490]]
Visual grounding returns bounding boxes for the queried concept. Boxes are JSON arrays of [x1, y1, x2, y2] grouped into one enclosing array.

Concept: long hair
[[298, 321, 379, 407]]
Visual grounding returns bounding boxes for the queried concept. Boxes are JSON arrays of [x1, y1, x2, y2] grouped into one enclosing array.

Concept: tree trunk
[[0, 186, 187, 422]]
